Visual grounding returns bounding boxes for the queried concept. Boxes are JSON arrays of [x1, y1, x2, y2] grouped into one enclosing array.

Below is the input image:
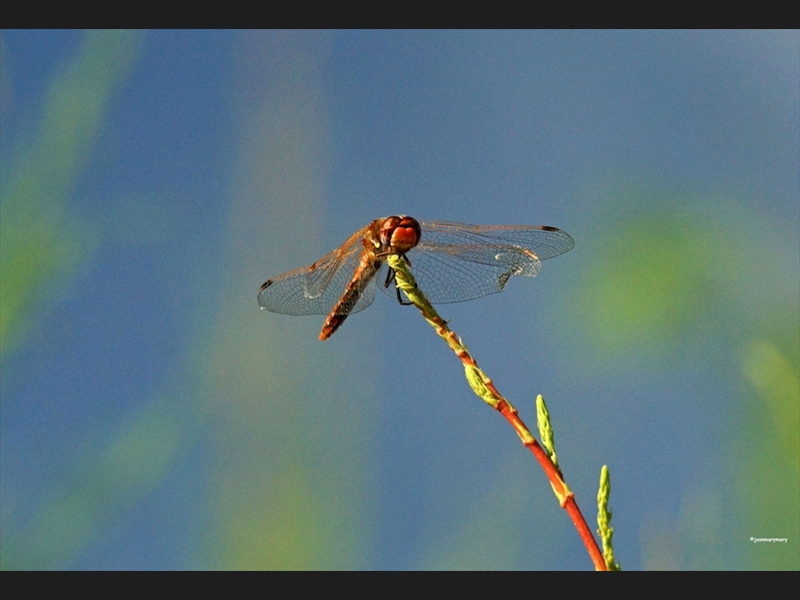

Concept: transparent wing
[[258, 252, 380, 316], [377, 221, 574, 304], [258, 225, 381, 316], [303, 226, 368, 299]]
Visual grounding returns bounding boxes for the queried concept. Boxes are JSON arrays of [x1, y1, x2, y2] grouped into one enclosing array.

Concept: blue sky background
[[1, 30, 798, 570]]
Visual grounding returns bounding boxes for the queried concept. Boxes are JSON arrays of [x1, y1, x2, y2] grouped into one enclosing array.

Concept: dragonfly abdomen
[[319, 255, 383, 340]]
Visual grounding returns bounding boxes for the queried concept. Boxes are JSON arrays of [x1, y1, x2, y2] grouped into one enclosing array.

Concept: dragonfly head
[[380, 216, 421, 254]]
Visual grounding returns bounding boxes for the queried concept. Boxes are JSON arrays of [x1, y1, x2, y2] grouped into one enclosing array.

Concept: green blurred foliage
[[573, 211, 741, 361], [3, 30, 374, 572], [739, 338, 800, 570], [202, 31, 373, 570], [565, 185, 799, 570], [1, 30, 142, 359], [421, 460, 536, 570], [0, 30, 172, 570], [1, 403, 184, 570], [742, 339, 800, 468], [215, 469, 346, 570]]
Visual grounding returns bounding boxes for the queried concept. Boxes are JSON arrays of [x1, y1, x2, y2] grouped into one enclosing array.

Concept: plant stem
[[597, 465, 620, 570], [387, 255, 607, 571]]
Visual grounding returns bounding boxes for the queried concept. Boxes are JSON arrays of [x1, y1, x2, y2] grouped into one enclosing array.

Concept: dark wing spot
[[497, 272, 512, 290]]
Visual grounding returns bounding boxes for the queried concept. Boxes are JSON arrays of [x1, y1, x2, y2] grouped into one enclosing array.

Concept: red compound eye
[[380, 215, 421, 254]]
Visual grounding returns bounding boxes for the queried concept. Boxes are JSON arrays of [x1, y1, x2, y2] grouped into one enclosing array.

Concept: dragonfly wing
[[349, 268, 379, 313], [303, 227, 368, 299], [258, 248, 378, 316], [378, 221, 573, 304], [380, 249, 539, 304], [419, 221, 574, 261]]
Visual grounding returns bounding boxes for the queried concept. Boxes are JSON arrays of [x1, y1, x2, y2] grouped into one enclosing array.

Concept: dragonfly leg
[[395, 284, 412, 306], [383, 258, 415, 306], [383, 264, 395, 288]]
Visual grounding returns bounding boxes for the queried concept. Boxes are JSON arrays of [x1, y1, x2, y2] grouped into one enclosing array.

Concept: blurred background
[[1, 30, 797, 570]]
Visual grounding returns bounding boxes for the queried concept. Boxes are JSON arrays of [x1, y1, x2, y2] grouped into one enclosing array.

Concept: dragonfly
[[258, 216, 574, 340]]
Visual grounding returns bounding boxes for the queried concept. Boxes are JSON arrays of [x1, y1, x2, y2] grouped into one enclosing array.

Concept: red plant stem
[[496, 399, 607, 571], [430, 315, 606, 570], [389, 256, 607, 570], [455, 342, 606, 571]]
